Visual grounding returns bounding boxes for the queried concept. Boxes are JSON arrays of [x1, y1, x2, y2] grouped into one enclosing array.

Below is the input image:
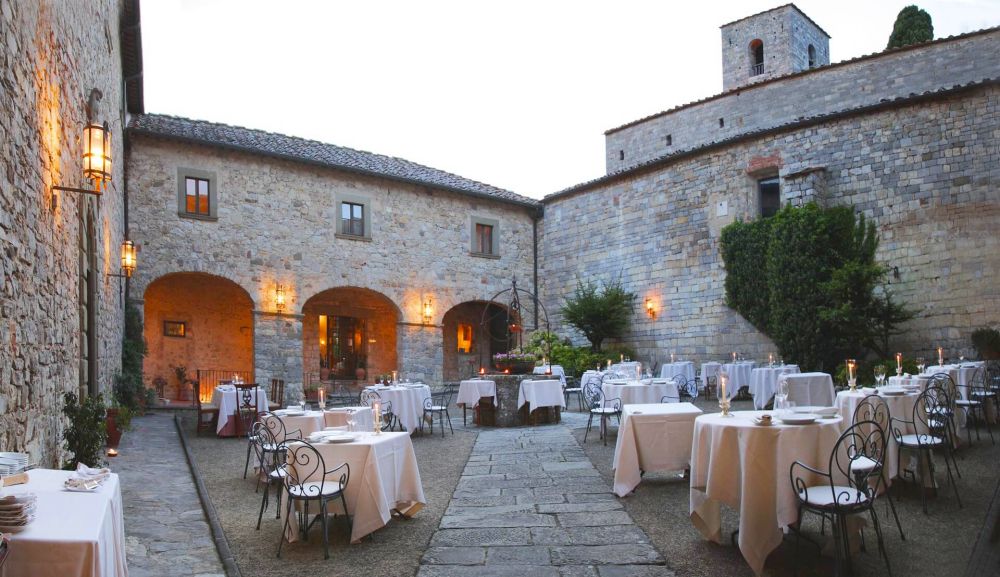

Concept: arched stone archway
[[301, 287, 401, 384], [143, 272, 254, 401], [441, 301, 512, 381]]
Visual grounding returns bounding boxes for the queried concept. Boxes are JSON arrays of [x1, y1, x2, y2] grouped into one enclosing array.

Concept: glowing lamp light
[[106, 448, 119, 457], [83, 122, 112, 188], [275, 284, 286, 312], [422, 298, 433, 324], [479, 367, 485, 376], [120, 240, 136, 278], [645, 298, 656, 319]]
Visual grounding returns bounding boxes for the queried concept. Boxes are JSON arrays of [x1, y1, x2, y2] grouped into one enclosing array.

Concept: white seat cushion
[[954, 399, 979, 406], [288, 480, 346, 498], [849, 456, 880, 473], [200, 403, 219, 410], [590, 407, 618, 414], [565, 387, 582, 392], [426, 405, 448, 412], [898, 433, 943, 447], [801, 485, 869, 507]]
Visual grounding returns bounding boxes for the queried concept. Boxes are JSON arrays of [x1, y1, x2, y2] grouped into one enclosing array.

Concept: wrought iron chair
[[421, 385, 455, 436], [790, 420, 892, 577], [851, 394, 905, 540], [359, 389, 395, 431], [583, 380, 621, 446], [268, 378, 285, 411], [238, 384, 263, 478], [659, 375, 682, 403], [193, 380, 219, 435], [925, 373, 960, 449], [563, 376, 584, 412], [277, 441, 351, 560], [673, 374, 698, 399], [956, 367, 994, 445], [890, 385, 962, 514], [250, 421, 288, 530]]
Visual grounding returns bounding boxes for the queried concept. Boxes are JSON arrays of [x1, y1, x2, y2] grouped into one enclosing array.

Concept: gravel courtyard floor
[[121, 399, 999, 577]]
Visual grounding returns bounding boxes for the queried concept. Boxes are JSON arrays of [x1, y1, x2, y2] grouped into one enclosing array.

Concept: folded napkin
[[68, 463, 110, 487]]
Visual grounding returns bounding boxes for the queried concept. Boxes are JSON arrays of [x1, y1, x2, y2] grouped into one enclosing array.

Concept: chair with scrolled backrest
[[276, 441, 351, 560], [889, 385, 962, 514], [268, 379, 285, 411], [250, 420, 287, 530], [237, 383, 263, 479], [422, 385, 454, 437], [925, 373, 959, 447], [583, 379, 621, 446], [790, 420, 892, 577], [359, 389, 395, 431], [851, 394, 905, 539], [659, 375, 682, 403], [956, 366, 994, 445]]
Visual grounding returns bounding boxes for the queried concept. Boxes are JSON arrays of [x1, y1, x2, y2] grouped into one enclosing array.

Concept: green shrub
[[560, 277, 636, 352], [971, 328, 1000, 360], [62, 392, 107, 469]]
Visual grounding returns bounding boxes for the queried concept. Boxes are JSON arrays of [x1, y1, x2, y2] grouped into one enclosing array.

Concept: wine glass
[[916, 357, 926, 374], [874, 365, 885, 387], [346, 409, 356, 432]]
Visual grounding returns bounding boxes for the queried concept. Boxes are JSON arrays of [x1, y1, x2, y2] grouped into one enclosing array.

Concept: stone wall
[[127, 137, 537, 389], [543, 84, 1000, 368], [0, 1, 128, 467], [606, 28, 1000, 173]]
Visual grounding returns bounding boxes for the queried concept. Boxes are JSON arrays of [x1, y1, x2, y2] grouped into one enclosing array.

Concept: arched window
[[808, 44, 816, 68], [749, 39, 764, 76]]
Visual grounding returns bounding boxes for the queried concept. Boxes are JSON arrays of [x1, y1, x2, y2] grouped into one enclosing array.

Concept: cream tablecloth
[[749, 365, 800, 408], [457, 379, 497, 408], [212, 386, 269, 436], [2, 469, 128, 577], [612, 403, 703, 496], [517, 379, 565, 410], [780, 372, 835, 408], [285, 432, 424, 543], [690, 411, 843, 576], [364, 385, 431, 432], [602, 380, 679, 405], [324, 407, 375, 432], [660, 361, 695, 382]]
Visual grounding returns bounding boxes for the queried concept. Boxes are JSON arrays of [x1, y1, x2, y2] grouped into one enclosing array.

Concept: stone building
[[126, 115, 540, 404], [0, 0, 142, 466], [542, 7, 1000, 363]]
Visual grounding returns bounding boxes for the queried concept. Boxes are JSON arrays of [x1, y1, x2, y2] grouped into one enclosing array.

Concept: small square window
[[759, 177, 781, 218], [341, 202, 365, 237], [470, 217, 499, 257], [176, 168, 217, 220], [163, 320, 186, 337], [475, 223, 493, 255], [185, 177, 210, 216]]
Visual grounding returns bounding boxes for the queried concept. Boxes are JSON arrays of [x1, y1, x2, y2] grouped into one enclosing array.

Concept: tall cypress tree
[[887, 5, 934, 49]]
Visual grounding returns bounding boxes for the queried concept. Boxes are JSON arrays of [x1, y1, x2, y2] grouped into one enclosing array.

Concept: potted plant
[[62, 392, 107, 469], [174, 365, 194, 402], [303, 381, 320, 403], [355, 357, 367, 381], [493, 350, 539, 374]]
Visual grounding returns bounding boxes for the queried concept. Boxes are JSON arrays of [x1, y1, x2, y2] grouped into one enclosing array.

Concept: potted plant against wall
[[355, 357, 367, 381], [174, 365, 194, 402], [62, 392, 107, 469], [493, 350, 539, 374], [303, 381, 320, 403]]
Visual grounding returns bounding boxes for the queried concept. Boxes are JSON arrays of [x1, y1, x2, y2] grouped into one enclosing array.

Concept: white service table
[[722, 362, 756, 391], [2, 469, 128, 577], [363, 385, 431, 432], [660, 361, 695, 383], [456, 379, 497, 408], [324, 407, 375, 432], [285, 431, 425, 543], [517, 379, 565, 411], [749, 365, 801, 408], [533, 365, 567, 386], [612, 403, 703, 496], [602, 380, 679, 405], [836, 389, 921, 483], [780, 372, 835, 408], [690, 411, 843, 576], [211, 385, 269, 436]]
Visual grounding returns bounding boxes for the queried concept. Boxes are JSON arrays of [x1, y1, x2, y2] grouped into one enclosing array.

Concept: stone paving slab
[[110, 413, 227, 577], [421, 426, 673, 576]]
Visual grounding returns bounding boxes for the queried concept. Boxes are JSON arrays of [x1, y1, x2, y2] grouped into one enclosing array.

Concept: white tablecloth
[[517, 379, 565, 410], [722, 362, 755, 391], [660, 361, 695, 382], [612, 403, 703, 496], [780, 372, 835, 408], [364, 385, 431, 432], [690, 411, 843, 576], [609, 361, 641, 377], [602, 380, 679, 405], [285, 431, 424, 543], [749, 366, 800, 408], [324, 407, 375, 432], [457, 379, 497, 408], [888, 375, 930, 389], [275, 411, 325, 437], [211, 386, 269, 436], [580, 371, 603, 390], [533, 365, 567, 385], [2, 469, 128, 577], [701, 362, 722, 389], [836, 390, 920, 483]]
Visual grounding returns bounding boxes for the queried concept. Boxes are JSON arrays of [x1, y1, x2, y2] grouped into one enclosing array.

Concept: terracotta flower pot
[[106, 408, 123, 448]]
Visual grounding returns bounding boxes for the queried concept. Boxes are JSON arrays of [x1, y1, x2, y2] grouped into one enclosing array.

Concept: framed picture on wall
[[163, 320, 187, 337]]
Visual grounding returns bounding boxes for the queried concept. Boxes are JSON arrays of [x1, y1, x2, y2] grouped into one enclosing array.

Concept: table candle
[[607, 360, 612, 370], [670, 352, 675, 363], [392, 370, 398, 383], [373, 401, 381, 432], [895, 353, 902, 371], [937, 347, 943, 365], [620, 354, 624, 362], [720, 373, 727, 400], [732, 351, 737, 362], [847, 360, 855, 380], [318, 388, 325, 407], [769, 353, 774, 366], [479, 367, 485, 376]]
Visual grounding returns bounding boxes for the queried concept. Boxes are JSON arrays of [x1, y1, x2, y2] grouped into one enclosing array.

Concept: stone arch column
[[254, 310, 303, 406], [397, 322, 443, 384]]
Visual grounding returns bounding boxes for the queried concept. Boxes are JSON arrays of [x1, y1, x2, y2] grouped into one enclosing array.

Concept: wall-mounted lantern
[[275, 284, 286, 313], [107, 239, 137, 302], [53, 89, 112, 199], [422, 297, 433, 324], [645, 298, 657, 319]]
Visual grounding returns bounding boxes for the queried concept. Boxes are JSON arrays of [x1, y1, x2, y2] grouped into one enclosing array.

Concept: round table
[[689, 410, 843, 575], [749, 365, 800, 408], [722, 362, 755, 392], [273, 410, 324, 436], [660, 361, 695, 383], [323, 406, 375, 432], [364, 385, 431, 432], [836, 389, 920, 482], [602, 380, 679, 405]]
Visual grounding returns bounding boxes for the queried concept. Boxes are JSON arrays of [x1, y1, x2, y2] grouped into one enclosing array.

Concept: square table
[[659, 361, 695, 383], [457, 379, 497, 409], [780, 372, 835, 408], [517, 379, 565, 411], [602, 380, 678, 405], [211, 385, 269, 436], [2, 469, 128, 577], [612, 402, 703, 496], [285, 431, 424, 543], [363, 385, 431, 432]]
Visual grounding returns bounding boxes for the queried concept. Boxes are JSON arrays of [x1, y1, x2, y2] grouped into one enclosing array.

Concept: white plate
[[64, 484, 101, 492], [282, 410, 305, 417], [323, 435, 358, 444], [879, 387, 906, 396], [780, 413, 819, 425], [793, 406, 838, 417]]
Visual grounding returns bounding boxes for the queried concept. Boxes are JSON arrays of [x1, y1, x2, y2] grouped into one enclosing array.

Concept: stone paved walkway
[[418, 425, 674, 577], [110, 413, 226, 577]]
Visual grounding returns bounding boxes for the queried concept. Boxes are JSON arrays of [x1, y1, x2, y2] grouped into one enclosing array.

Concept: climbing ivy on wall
[[721, 203, 913, 373]]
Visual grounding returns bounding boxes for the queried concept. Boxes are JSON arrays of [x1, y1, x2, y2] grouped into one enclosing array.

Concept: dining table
[[211, 385, 269, 436], [749, 365, 801, 408], [1, 468, 128, 577], [722, 361, 756, 392], [363, 384, 431, 432], [456, 379, 497, 409], [780, 372, 835, 408], [324, 406, 375, 432], [836, 388, 922, 483], [659, 361, 696, 383], [532, 364, 567, 385], [612, 402, 703, 496], [690, 410, 843, 575], [284, 431, 425, 543], [602, 379, 679, 406], [517, 379, 565, 411]]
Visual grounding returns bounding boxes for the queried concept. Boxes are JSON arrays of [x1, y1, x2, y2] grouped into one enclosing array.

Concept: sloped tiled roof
[[128, 114, 540, 208]]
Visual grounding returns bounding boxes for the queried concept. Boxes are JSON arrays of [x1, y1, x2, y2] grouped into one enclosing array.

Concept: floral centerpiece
[[493, 350, 538, 374]]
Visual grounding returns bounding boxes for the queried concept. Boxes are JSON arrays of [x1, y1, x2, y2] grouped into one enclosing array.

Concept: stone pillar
[[783, 167, 828, 207], [254, 311, 304, 405], [397, 323, 443, 384]]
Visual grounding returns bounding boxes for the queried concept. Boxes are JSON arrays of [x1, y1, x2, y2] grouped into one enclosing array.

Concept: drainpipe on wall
[[532, 206, 542, 330]]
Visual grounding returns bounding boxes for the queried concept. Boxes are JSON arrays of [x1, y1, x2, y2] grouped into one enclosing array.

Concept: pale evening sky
[[141, 0, 1000, 199]]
